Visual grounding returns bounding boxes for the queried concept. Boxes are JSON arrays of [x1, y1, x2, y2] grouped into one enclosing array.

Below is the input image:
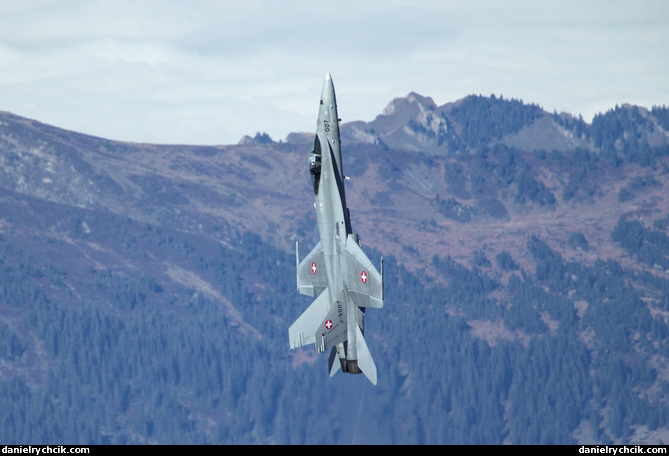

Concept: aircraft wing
[[344, 234, 384, 308], [289, 287, 330, 349], [289, 287, 349, 352], [296, 241, 328, 297], [315, 289, 348, 353]]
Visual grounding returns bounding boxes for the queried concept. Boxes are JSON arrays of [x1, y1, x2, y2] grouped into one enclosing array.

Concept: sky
[[0, 0, 667, 145]]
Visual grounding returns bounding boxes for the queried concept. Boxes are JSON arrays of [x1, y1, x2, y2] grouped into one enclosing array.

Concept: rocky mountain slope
[[1, 93, 669, 444]]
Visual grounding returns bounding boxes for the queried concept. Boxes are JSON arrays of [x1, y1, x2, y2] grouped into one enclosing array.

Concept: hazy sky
[[1, 0, 667, 145]]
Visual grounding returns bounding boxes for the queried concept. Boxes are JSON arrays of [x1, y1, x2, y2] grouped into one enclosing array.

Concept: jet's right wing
[[296, 241, 328, 297], [289, 287, 330, 349], [289, 287, 348, 352]]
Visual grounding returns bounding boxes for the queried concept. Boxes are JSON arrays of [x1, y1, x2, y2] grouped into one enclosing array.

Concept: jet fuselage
[[290, 73, 383, 384], [312, 74, 361, 371]]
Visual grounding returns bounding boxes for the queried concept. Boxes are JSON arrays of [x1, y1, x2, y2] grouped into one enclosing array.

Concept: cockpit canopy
[[309, 135, 322, 195]]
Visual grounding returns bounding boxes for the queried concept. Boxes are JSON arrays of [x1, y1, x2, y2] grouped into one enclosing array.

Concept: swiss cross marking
[[311, 262, 317, 274], [361, 271, 367, 283], [325, 320, 333, 330]]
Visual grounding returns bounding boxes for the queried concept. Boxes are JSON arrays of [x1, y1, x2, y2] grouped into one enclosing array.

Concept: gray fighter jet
[[289, 73, 384, 385]]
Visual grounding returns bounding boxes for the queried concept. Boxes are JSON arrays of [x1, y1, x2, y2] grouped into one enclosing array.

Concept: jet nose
[[320, 72, 336, 106]]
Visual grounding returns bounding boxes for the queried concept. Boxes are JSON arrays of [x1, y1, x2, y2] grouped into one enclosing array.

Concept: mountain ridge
[[2, 97, 669, 288]]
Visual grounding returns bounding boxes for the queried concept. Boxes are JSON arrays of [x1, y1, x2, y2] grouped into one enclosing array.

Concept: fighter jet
[[289, 73, 384, 385]]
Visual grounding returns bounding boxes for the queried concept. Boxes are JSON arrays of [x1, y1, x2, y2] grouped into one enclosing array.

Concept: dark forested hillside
[[1, 95, 669, 444]]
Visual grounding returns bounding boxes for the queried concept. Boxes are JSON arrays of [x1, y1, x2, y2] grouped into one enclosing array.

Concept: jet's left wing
[[344, 234, 384, 308]]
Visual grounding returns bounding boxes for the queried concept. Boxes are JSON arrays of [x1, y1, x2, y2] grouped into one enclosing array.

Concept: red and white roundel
[[311, 262, 317, 274], [361, 271, 367, 283], [325, 320, 333, 330]]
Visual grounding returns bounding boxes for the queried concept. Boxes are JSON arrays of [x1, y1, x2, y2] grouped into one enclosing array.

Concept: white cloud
[[0, 0, 667, 144]]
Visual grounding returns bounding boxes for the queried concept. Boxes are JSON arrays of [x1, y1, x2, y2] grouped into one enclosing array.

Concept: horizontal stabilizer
[[355, 324, 377, 385], [328, 347, 341, 377]]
